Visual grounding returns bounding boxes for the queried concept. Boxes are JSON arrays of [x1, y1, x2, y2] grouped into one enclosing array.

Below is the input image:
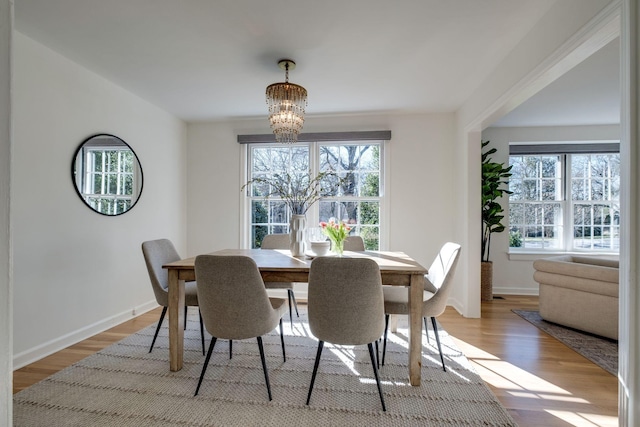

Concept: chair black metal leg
[[289, 289, 300, 317], [424, 316, 430, 345], [194, 337, 217, 396], [257, 336, 272, 401], [184, 306, 188, 330], [431, 317, 446, 372], [279, 317, 286, 362], [287, 290, 294, 328], [375, 339, 380, 369], [149, 306, 167, 353], [306, 340, 324, 405], [199, 309, 205, 355], [229, 340, 233, 359], [382, 314, 389, 366], [368, 342, 387, 411]]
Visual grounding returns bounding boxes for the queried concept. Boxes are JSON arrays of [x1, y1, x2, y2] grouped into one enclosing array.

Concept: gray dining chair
[[261, 234, 300, 327], [381, 242, 461, 371], [141, 239, 205, 355], [343, 235, 365, 251], [306, 257, 386, 411], [193, 255, 287, 400]]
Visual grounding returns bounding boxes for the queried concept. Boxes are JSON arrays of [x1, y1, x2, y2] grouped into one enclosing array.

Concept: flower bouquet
[[320, 218, 351, 256]]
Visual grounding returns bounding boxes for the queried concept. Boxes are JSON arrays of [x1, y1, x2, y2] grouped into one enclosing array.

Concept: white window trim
[[508, 151, 620, 255], [239, 140, 389, 250]]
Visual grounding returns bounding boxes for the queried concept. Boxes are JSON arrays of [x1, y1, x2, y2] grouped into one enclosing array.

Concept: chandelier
[[266, 59, 308, 144]]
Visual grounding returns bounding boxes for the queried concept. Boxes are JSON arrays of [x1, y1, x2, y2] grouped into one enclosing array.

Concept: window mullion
[[563, 154, 572, 251]]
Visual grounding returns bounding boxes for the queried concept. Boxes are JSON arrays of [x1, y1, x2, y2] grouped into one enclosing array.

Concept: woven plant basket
[[481, 261, 493, 301]]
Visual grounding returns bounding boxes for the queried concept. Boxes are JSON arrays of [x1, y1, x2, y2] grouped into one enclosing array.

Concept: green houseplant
[[481, 140, 512, 299]]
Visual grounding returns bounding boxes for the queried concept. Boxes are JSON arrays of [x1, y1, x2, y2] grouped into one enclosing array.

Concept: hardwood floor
[[438, 295, 618, 427], [13, 296, 618, 426], [12, 308, 162, 394]]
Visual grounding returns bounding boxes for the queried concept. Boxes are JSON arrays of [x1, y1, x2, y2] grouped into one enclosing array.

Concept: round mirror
[[71, 134, 143, 216]]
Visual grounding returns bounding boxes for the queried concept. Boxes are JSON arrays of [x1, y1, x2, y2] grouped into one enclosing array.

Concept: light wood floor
[[13, 296, 618, 426]]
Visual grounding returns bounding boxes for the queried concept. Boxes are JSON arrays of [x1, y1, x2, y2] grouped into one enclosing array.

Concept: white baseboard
[[492, 286, 539, 296], [13, 300, 159, 370]]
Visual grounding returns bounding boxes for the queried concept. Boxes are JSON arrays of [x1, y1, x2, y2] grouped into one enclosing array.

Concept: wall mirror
[[71, 134, 143, 216]]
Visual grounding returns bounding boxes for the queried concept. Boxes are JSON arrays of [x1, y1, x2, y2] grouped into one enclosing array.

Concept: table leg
[[168, 269, 185, 371], [390, 314, 398, 333], [408, 274, 423, 386]]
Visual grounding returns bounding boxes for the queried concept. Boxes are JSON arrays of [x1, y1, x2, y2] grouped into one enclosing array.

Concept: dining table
[[163, 248, 428, 386]]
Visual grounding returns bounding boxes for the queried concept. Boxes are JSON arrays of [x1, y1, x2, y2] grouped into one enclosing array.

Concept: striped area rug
[[14, 308, 517, 426]]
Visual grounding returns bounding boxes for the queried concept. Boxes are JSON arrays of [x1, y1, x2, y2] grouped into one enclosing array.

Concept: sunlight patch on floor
[[449, 336, 500, 360], [447, 335, 618, 426], [474, 359, 571, 395], [545, 410, 618, 427], [508, 391, 589, 403]]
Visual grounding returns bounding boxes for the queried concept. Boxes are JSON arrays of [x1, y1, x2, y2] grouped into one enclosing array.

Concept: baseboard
[[13, 300, 159, 370], [492, 286, 539, 296]]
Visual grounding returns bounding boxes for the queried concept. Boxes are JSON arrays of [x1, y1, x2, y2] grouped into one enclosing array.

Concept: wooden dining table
[[163, 248, 428, 386]]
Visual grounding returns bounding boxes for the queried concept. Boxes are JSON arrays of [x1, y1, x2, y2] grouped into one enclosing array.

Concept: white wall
[[0, 0, 12, 422], [454, 0, 614, 317], [186, 113, 459, 299], [482, 124, 620, 294], [12, 33, 187, 367]]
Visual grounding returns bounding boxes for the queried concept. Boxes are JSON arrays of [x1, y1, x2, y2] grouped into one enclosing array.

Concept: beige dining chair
[[193, 255, 287, 400], [141, 239, 205, 355], [261, 234, 299, 327], [306, 257, 386, 411], [343, 235, 365, 251], [381, 242, 461, 371]]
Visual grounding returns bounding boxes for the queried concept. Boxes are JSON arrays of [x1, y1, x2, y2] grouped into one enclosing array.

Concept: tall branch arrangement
[[242, 171, 343, 215], [481, 140, 513, 262]]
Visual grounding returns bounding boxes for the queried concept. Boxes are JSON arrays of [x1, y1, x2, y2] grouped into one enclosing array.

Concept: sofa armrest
[[533, 271, 619, 297], [533, 255, 618, 283]]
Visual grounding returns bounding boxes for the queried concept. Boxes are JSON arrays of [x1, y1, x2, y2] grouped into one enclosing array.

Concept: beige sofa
[[533, 255, 619, 340]]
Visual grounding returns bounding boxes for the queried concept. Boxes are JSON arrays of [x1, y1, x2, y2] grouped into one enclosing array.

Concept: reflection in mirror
[[72, 134, 143, 216]]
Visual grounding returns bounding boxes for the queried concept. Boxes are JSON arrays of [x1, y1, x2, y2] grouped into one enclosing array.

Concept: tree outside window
[[246, 142, 383, 250]]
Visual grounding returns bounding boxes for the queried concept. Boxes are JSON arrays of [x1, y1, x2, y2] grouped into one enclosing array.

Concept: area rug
[[14, 309, 517, 426], [513, 309, 617, 376]]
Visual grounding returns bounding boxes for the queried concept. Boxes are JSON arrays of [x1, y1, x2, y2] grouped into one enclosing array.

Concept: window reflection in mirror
[[72, 134, 143, 216]]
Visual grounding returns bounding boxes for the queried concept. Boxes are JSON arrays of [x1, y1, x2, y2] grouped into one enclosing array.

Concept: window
[[508, 148, 620, 252], [244, 141, 385, 250]]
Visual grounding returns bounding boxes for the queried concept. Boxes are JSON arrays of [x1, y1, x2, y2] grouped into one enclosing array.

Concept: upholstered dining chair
[[306, 257, 386, 411], [193, 255, 287, 400], [343, 235, 366, 251], [141, 239, 205, 355], [261, 234, 300, 327], [381, 242, 461, 371]]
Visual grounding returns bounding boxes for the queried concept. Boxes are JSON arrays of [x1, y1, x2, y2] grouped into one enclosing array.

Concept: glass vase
[[331, 238, 344, 256]]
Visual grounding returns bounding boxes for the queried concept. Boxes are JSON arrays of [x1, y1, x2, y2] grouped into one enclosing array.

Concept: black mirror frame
[[71, 133, 144, 216]]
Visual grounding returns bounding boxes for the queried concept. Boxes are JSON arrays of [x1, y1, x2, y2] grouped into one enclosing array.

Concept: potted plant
[[481, 140, 512, 300], [242, 171, 343, 256]]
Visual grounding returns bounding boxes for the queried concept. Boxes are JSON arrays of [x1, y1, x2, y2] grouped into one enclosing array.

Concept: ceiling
[[14, 0, 619, 126]]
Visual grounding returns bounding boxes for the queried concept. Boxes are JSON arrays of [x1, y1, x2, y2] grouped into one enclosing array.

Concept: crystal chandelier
[[266, 59, 308, 144]]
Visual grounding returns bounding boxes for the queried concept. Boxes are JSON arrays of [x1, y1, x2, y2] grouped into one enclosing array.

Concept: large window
[[508, 149, 620, 252], [245, 141, 384, 250]]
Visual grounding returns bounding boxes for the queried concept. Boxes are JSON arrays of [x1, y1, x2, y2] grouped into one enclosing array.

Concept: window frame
[[508, 148, 620, 254], [240, 140, 388, 250]]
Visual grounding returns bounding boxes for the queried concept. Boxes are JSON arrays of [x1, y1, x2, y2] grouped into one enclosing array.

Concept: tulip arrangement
[[320, 218, 351, 256]]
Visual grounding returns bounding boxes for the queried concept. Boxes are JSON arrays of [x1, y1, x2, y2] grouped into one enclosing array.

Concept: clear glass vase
[[330, 238, 344, 256]]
